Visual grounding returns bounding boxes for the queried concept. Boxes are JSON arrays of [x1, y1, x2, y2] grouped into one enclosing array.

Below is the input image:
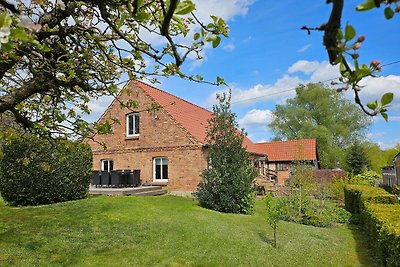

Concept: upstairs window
[[126, 113, 140, 137], [153, 157, 168, 181]]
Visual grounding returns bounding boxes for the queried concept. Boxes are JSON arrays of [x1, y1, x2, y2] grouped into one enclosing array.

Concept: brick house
[[86, 80, 266, 194], [253, 139, 319, 185]]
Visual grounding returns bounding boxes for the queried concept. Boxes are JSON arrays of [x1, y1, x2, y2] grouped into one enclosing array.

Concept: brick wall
[[395, 155, 400, 185], [86, 83, 207, 193]]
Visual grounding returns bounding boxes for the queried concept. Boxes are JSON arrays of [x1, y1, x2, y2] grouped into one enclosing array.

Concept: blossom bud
[[357, 35, 365, 42], [354, 42, 361, 50], [371, 59, 381, 66]]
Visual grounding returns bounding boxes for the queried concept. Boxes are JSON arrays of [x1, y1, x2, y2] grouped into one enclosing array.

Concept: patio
[[89, 185, 167, 196]]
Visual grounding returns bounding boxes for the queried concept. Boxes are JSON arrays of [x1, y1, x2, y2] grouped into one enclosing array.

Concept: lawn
[[0, 195, 375, 266]]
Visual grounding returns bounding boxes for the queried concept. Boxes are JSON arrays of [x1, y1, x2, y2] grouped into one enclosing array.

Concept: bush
[[344, 185, 398, 214], [353, 170, 381, 186], [362, 204, 400, 267], [0, 136, 92, 206], [278, 196, 351, 227], [344, 185, 400, 266]]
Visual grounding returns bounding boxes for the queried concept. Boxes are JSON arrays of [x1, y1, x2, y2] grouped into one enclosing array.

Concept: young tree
[[265, 193, 282, 248], [269, 83, 371, 168], [194, 92, 257, 214], [0, 1, 228, 139], [346, 142, 370, 174]]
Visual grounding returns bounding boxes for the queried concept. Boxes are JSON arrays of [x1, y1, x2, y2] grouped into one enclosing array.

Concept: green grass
[[0, 195, 375, 266]]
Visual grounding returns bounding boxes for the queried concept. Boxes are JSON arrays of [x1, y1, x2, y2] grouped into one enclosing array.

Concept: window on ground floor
[[153, 157, 168, 181], [101, 159, 114, 172]]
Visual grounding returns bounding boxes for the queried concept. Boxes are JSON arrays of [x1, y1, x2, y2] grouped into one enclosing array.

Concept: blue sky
[[88, 0, 400, 149]]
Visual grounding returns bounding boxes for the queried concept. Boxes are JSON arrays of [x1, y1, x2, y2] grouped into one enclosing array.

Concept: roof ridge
[[256, 138, 316, 145], [135, 80, 213, 115]]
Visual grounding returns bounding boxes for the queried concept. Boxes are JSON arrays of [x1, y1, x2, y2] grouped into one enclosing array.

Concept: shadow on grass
[[349, 224, 379, 267], [258, 232, 276, 247]]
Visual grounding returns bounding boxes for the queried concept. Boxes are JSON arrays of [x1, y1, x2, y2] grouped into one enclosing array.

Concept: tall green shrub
[[0, 137, 92, 206], [362, 204, 400, 267], [194, 92, 257, 214], [344, 185, 397, 214]]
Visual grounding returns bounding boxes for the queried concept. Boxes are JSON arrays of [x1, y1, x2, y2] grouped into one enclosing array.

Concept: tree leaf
[[384, 7, 394, 19], [194, 32, 200, 41], [345, 24, 356, 42], [366, 101, 377, 110], [0, 12, 12, 28], [381, 92, 394, 106], [212, 36, 221, 48], [356, 0, 376, 11], [11, 28, 29, 42], [381, 112, 388, 121], [175, 0, 196, 15]]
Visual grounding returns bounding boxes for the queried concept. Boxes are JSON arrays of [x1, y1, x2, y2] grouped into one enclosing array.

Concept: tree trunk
[[273, 224, 277, 248]]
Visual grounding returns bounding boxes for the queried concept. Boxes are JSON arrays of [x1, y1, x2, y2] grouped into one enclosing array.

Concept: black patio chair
[[92, 170, 101, 187], [110, 170, 119, 187], [126, 171, 134, 187], [133, 170, 141, 187], [100, 171, 110, 187]]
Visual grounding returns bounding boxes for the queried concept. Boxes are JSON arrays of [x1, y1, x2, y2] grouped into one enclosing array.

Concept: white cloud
[[206, 74, 304, 106], [238, 109, 274, 127], [376, 141, 399, 150], [358, 75, 400, 107], [288, 60, 340, 81], [388, 116, 400, 121], [223, 43, 236, 52], [366, 132, 386, 139], [193, 0, 254, 22], [87, 95, 114, 117], [288, 60, 320, 74], [297, 44, 312, 53]]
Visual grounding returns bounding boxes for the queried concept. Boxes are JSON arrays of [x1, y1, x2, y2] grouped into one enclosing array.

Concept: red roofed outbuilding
[[254, 139, 320, 185]]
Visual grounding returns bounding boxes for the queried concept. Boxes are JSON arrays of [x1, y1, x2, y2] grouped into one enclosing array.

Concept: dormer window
[[126, 113, 140, 137]]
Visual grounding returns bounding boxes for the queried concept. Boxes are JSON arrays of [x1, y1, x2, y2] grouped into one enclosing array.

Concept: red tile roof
[[133, 80, 265, 155], [254, 139, 317, 162]]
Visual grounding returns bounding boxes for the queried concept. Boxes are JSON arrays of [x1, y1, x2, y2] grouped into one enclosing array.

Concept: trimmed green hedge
[[0, 137, 92, 206], [344, 185, 400, 266], [344, 185, 397, 214], [363, 204, 400, 267]]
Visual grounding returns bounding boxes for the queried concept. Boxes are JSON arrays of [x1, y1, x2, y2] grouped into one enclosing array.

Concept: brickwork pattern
[[86, 82, 208, 192]]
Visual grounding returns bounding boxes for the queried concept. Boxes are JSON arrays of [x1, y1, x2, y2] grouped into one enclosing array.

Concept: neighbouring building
[[86, 80, 266, 194], [382, 165, 397, 187], [382, 152, 400, 187], [395, 152, 400, 186], [253, 139, 320, 185]]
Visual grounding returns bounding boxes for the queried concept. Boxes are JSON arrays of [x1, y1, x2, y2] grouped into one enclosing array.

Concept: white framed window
[[126, 113, 140, 137], [101, 159, 114, 171], [153, 157, 168, 181]]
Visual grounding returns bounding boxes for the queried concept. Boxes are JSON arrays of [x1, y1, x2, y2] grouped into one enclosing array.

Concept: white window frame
[[126, 113, 140, 137], [101, 159, 114, 172], [153, 157, 168, 181]]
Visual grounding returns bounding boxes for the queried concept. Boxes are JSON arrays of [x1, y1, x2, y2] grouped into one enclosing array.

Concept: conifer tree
[[194, 92, 257, 214]]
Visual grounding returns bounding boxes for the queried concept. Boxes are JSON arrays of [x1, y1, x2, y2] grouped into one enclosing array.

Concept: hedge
[[344, 185, 398, 214], [344, 185, 400, 266], [0, 137, 92, 206], [362, 204, 400, 267]]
